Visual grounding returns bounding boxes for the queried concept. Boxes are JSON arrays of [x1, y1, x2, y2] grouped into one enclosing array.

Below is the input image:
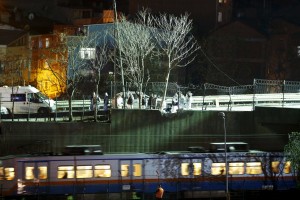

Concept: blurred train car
[[0, 145, 297, 200]]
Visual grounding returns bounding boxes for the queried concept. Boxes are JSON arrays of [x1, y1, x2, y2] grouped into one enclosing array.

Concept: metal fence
[[104, 79, 300, 99]]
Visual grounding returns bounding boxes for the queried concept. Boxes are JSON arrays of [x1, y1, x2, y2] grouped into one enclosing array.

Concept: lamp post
[[218, 112, 229, 200]]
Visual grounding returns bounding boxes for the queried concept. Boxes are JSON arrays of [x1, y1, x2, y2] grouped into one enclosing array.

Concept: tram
[[0, 145, 296, 200]]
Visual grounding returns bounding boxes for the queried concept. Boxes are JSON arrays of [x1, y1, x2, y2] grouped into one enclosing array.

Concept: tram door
[[23, 161, 49, 195], [120, 160, 143, 198]]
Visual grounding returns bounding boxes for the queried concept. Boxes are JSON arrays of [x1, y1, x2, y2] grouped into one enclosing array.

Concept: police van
[[0, 85, 56, 114]]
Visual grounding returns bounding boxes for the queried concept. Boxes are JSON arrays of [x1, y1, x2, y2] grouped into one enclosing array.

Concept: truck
[[0, 85, 56, 114]]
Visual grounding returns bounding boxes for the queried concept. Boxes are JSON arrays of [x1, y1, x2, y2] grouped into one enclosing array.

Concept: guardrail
[[191, 93, 300, 111], [56, 93, 300, 112], [56, 99, 93, 111]]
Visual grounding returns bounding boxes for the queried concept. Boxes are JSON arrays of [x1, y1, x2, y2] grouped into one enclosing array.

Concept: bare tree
[[151, 13, 199, 111], [111, 10, 155, 108], [81, 31, 110, 121], [43, 29, 86, 121]]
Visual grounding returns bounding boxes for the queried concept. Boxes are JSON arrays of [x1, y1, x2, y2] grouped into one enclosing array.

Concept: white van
[[0, 85, 56, 114]]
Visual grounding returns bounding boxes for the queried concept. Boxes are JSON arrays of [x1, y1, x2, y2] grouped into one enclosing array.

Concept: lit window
[[181, 163, 189, 176], [218, 12, 223, 22], [229, 162, 244, 175], [31, 40, 36, 49], [0, 167, 4, 180], [211, 163, 226, 175], [45, 38, 50, 48], [246, 162, 262, 174], [80, 48, 95, 59], [271, 161, 280, 174], [76, 165, 93, 178], [58, 166, 74, 179], [0, 62, 3, 72], [39, 166, 47, 179], [25, 166, 35, 180], [60, 33, 65, 42], [95, 165, 111, 178], [5, 167, 15, 180], [133, 164, 142, 177], [181, 162, 202, 176], [121, 165, 129, 177], [193, 163, 202, 175], [284, 161, 291, 174]]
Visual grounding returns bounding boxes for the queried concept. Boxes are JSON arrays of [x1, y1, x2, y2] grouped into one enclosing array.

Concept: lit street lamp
[[218, 112, 229, 200]]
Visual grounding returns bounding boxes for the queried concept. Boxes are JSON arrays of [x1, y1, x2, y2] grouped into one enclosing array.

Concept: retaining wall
[[0, 107, 299, 156]]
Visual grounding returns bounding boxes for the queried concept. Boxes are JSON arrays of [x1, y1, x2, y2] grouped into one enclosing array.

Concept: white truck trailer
[[0, 85, 56, 114]]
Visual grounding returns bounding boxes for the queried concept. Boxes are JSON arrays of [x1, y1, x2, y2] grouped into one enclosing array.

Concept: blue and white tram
[[0, 151, 297, 200]]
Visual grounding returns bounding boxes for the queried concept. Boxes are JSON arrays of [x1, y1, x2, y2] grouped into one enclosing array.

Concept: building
[[129, 0, 233, 35], [266, 18, 300, 81], [205, 20, 267, 85], [0, 27, 30, 86], [0, 1, 117, 98]]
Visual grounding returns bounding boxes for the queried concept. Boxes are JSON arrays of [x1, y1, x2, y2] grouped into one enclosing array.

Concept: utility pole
[[219, 112, 229, 200], [113, 0, 126, 109]]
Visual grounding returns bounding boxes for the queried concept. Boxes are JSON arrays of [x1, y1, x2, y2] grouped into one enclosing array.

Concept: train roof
[[0, 150, 285, 163]]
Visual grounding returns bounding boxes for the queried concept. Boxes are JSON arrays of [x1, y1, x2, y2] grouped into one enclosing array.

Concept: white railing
[[55, 93, 300, 112], [191, 93, 300, 111]]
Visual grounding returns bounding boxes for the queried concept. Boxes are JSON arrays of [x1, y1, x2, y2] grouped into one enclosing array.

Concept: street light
[[218, 112, 229, 200]]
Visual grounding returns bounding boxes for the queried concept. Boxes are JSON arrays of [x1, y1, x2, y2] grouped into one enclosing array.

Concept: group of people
[[115, 92, 135, 109], [90, 92, 109, 111], [170, 91, 193, 113], [114, 91, 193, 112], [116, 92, 158, 109]]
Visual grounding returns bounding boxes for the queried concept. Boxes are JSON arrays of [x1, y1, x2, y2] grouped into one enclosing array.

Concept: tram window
[[25, 166, 35, 180], [284, 161, 291, 174], [193, 163, 202, 175], [38, 166, 47, 179], [211, 163, 226, 175], [181, 162, 202, 176], [57, 166, 74, 179], [95, 165, 111, 178], [229, 162, 244, 175], [76, 165, 93, 178], [0, 167, 3, 180], [271, 161, 280, 174], [121, 165, 129, 177], [181, 163, 189, 176], [246, 162, 262, 174], [4, 167, 15, 180], [133, 164, 142, 177]]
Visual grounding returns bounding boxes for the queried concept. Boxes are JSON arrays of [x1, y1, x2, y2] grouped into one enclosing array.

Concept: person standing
[[155, 184, 164, 199], [116, 93, 123, 109], [148, 93, 154, 109], [90, 92, 101, 111], [103, 92, 109, 111], [127, 92, 134, 109], [186, 91, 193, 109], [152, 94, 157, 109], [171, 93, 179, 113], [179, 91, 186, 109]]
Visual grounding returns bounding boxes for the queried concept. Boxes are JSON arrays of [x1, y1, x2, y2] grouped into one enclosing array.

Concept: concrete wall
[[1, 107, 299, 156]]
